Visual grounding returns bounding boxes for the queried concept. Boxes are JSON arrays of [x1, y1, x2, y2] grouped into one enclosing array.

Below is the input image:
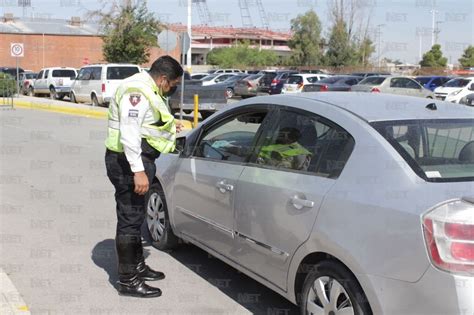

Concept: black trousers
[[105, 148, 158, 236]]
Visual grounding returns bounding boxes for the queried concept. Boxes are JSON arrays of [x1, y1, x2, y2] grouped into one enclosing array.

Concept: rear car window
[[372, 119, 474, 182], [415, 77, 431, 85], [287, 76, 303, 84], [443, 78, 470, 88], [106, 67, 139, 80], [359, 76, 386, 85], [52, 70, 76, 79]]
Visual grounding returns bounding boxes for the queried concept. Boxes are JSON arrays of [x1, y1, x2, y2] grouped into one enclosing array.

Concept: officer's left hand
[[176, 121, 184, 133]]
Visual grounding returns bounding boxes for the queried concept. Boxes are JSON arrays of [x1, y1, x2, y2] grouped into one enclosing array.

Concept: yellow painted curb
[[12, 99, 194, 130], [13, 100, 107, 120]]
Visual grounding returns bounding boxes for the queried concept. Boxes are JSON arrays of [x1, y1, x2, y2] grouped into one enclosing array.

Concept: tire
[[146, 182, 179, 251], [300, 260, 372, 315], [91, 94, 99, 107], [70, 92, 77, 103], [226, 88, 234, 99], [200, 111, 214, 120], [49, 87, 57, 100], [426, 96, 433, 99]]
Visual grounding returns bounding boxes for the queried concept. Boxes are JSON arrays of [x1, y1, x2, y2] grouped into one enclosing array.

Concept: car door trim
[[234, 231, 289, 257], [177, 206, 234, 237]]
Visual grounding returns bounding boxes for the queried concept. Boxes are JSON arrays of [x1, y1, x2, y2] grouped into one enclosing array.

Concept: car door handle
[[290, 195, 314, 210], [216, 180, 234, 193]]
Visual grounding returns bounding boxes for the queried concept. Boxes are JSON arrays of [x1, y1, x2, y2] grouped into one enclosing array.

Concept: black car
[[268, 70, 299, 95], [460, 93, 474, 106], [0, 67, 25, 80], [302, 75, 363, 92]]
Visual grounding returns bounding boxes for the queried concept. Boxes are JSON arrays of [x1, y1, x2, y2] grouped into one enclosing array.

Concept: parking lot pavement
[[0, 107, 299, 314]]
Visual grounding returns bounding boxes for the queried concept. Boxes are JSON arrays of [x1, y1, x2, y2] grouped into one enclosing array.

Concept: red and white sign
[[10, 43, 24, 57]]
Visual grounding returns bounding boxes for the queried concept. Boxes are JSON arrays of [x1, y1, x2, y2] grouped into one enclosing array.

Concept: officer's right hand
[[134, 171, 149, 195]]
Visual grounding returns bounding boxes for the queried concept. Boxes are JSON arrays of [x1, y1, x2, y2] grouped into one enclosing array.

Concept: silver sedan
[[147, 93, 474, 315], [351, 75, 435, 98]]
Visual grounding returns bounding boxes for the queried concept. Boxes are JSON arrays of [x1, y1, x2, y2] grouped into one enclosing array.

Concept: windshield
[[415, 77, 431, 85], [372, 119, 474, 182], [359, 76, 386, 85], [202, 74, 218, 81], [443, 78, 470, 88], [106, 67, 139, 80], [52, 70, 76, 79]]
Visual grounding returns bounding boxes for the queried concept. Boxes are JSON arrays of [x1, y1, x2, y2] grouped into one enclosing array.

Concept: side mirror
[[175, 136, 186, 155]]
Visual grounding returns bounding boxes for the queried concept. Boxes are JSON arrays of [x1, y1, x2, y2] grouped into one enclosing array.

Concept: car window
[[77, 68, 92, 80], [106, 67, 139, 80], [52, 69, 76, 79], [431, 78, 442, 86], [359, 76, 386, 85], [37, 71, 44, 79], [372, 119, 474, 182], [443, 78, 470, 88], [255, 110, 355, 178], [287, 76, 303, 84], [90, 67, 102, 80], [44, 70, 49, 78], [405, 79, 422, 89], [415, 77, 431, 85], [194, 111, 268, 163], [307, 76, 320, 83]]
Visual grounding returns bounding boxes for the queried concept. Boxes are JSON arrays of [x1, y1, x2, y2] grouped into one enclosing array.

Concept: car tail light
[[247, 81, 252, 88], [371, 87, 380, 93], [271, 79, 279, 86], [102, 83, 106, 93], [422, 198, 474, 275], [297, 82, 304, 89], [320, 85, 328, 92]]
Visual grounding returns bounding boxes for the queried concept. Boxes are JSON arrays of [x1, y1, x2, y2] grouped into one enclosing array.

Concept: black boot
[[115, 234, 162, 298], [136, 242, 165, 281]]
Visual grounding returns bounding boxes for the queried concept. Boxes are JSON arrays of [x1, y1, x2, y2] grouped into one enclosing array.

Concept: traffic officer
[[104, 56, 183, 298]]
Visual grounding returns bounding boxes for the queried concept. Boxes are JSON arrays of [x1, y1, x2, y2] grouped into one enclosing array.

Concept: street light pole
[[430, 9, 438, 47], [377, 24, 385, 68], [187, 0, 192, 73]]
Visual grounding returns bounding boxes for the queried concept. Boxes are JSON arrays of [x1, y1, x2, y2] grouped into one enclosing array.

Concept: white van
[[33, 67, 77, 99], [70, 64, 141, 106]]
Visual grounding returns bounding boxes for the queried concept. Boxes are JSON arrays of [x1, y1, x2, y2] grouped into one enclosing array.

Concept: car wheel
[[70, 92, 77, 103], [91, 94, 99, 107], [49, 87, 57, 100], [426, 96, 433, 99], [28, 87, 34, 97], [226, 88, 234, 99], [146, 182, 179, 251], [300, 261, 372, 315]]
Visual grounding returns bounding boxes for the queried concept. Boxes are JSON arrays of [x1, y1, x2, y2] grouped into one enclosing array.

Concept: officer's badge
[[129, 94, 141, 106]]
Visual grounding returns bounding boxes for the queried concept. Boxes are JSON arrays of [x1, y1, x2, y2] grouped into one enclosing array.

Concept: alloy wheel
[[306, 276, 354, 315], [146, 192, 166, 242]]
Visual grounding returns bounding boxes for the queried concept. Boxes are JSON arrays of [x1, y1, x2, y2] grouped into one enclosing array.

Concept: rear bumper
[[361, 266, 473, 315]]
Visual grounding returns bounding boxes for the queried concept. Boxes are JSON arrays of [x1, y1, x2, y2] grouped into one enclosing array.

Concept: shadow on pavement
[[141, 230, 299, 315]]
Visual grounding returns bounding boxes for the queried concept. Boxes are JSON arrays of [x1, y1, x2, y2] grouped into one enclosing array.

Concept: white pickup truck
[[33, 67, 77, 100]]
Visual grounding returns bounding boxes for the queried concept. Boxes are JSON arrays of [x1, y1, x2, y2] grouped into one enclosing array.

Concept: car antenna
[[425, 103, 437, 110]]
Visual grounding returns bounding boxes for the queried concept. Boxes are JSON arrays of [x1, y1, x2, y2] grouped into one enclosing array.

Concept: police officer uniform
[[104, 70, 177, 298]]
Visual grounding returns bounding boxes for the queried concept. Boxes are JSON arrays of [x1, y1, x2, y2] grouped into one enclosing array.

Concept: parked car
[[351, 72, 391, 78], [33, 67, 77, 100], [460, 93, 474, 106], [303, 75, 363, 92], [146, 92, 474, 315], [234, 73, 266, 98], [201, 73, 237, 86], [434, 77, 474, 103], [19, 71, 38, 95], [190, 73, 209, 80], [268, 70, 298, 95], [0, 67, 24, 80], [281, 74, 330, 94], [208, 69, 243, 74], [351, 76, 435, 98], [415, 76, 452, 91], [70, 64, 140, 106], [213, 73, 249, 99]]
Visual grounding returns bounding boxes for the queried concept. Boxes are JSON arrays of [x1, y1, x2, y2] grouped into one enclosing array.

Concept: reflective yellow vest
[[259, 142, 312, 169], [105, 72, 176, 154]]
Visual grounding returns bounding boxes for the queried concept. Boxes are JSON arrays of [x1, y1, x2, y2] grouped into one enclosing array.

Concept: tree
[[287, 10, 323, 66], [207, 41, 277, 68], [459, 45, 474, 67], [325, 20, 358, 67], [355, 37, 375, 66], [95, 1, 161, 64], [420, 44, 448, 68]]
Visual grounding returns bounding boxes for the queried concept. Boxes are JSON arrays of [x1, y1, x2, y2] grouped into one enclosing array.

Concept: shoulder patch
[[129, 93, 141, 106]]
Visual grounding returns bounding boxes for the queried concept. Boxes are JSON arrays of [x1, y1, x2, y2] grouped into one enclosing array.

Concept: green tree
[[325, 20, 358, 67], [356, 37, 375, 66], [97, 1, 161, 64], [287, 10, 323, 66], [207, 41, 277, 68], [459, 45, 474, 67], [420, 44, 448, 68]]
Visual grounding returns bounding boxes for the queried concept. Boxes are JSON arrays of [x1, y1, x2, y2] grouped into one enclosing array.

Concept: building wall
[[0, 33, 181, 71]]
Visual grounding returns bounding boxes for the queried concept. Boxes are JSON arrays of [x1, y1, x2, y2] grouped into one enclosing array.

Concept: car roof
[[253, 93, 474, 122]]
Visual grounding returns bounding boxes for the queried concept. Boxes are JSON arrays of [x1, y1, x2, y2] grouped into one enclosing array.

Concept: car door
[[387, 77, 410, 95], [231, 107, 355, 290], [172, 106, 274, 256], [34, 70, 44, 92], [404, 78, 426, 97], [36, 70, 47, 93]]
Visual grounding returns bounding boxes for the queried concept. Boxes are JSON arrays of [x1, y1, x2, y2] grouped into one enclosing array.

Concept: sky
[[1, 0, 473, 64]]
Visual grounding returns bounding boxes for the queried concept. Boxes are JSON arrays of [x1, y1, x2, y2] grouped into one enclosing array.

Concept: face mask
[[164, 85, 177, 97]]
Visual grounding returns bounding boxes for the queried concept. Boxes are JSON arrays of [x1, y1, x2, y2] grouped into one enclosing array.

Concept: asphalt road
[[0, 107, 299, 315]]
